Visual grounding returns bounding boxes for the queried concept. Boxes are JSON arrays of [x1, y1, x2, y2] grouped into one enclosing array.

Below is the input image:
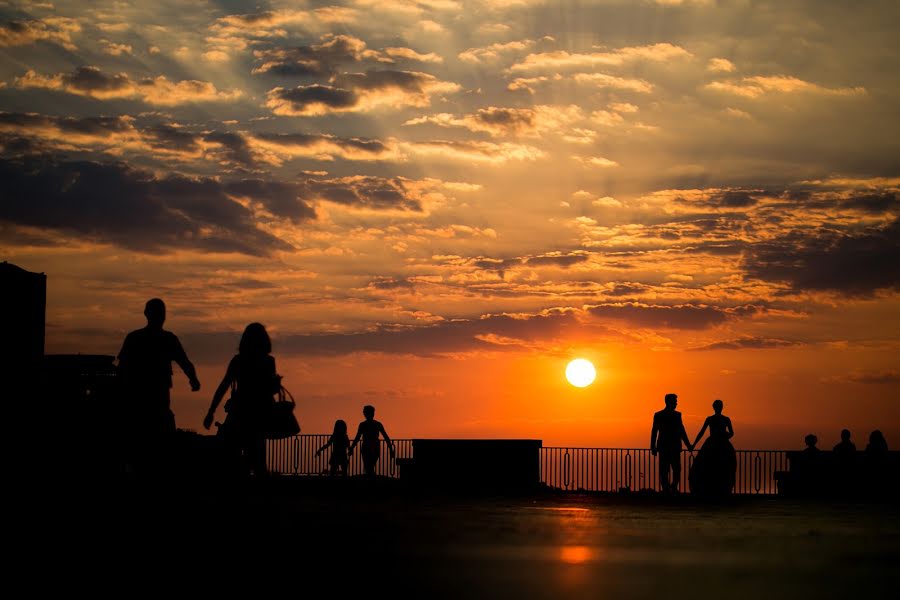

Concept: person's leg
[[659, 454, 672, 492], [248, 435, 267, 477], [671, 455, 682, 492]]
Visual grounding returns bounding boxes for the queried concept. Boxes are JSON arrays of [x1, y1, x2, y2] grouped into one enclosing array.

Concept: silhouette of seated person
[[117, 298, 200, 477], [831, 428, 857, 493], [348, 405, 394, 478], [650, 393, 692, 493], [689, 399, 736, 497], [865, 430, 888, 456], [795, 433, 826, 494], [833, 429, 856, 455]]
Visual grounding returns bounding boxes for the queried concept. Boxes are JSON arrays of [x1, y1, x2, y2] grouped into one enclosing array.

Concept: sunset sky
[[2, 0, 898, 448]]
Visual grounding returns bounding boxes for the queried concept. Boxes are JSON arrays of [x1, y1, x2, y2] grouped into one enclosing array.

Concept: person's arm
[[316, 437, 333, 456], [650, 415, 659, 456], [380, 423, 395, 455], [691, 417, 708, 449], [725, 417, 734, 440], [268, 356, 282, 395], [171, 335, 201, 391], [203, 361, 234, 430], [348, 424, 363, 456]]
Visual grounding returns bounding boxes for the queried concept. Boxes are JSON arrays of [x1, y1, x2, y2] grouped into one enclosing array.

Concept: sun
[[566, 358, 596, 388]]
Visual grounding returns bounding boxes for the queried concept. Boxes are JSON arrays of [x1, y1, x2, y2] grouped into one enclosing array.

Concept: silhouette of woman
[[203, 323, 281, 477], [688, 399, 737, 496]]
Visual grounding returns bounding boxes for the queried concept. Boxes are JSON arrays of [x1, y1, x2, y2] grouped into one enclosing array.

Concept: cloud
[[15, 67, 242, 106], [743, 220, 900, 295], [384, 47, 443, 63], [251, 34, 379, 76], [0, 157, 298, 255], [101, 40, 132, 56], [458, 38, 539, 64], [705, 75, 866, 98], [821, 370, 900, 385], [246, 132, 402, 164], [573, 155, 619, 168], [585, 302, 762, 329], [689, 337, 801, 351], [509, 42, 692, 72], [404, 105, 582, 138], [298, 175, 429, 211], [239, 309, 578, 357], [571, 72, 654, 93], [210, 8, 358, 40], [707, 58, 736, 73], [0, 17, 80, 50], [405, 139, 544, 163], [265, 70, 460, 116]]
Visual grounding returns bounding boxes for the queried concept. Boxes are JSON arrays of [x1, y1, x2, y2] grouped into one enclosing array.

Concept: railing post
[[624, 451, 632, 491], [563, 450, 571, 490]]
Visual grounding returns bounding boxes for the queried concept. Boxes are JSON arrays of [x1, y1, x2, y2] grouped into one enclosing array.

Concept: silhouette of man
[[833, 429, 856, 454], [117, 298, 200, 475], [650, 393, 692, 493]]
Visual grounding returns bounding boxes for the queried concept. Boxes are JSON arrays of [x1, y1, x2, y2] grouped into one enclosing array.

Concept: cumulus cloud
[[707, 58, 736, 73], [458, 38, 543, 64], [265, 70, 460, 116], [15, 66, 242, 106], [0, 17, 80, 50], [509, 42, 692, 72]]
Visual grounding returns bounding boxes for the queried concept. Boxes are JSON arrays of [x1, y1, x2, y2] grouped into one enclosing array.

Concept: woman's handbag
[[265, 386, 301, 440]]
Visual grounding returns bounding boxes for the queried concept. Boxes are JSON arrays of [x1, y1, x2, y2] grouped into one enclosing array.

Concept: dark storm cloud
[[0, 157, 296, 255], [200, 130, 256, 166], [743, 220, 900, 295], [689, 337, 802, 351], [585, 302, 762, 330]]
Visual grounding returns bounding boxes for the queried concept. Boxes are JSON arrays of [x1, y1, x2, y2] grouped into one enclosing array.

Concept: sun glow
[[565, 358, 596, 388]]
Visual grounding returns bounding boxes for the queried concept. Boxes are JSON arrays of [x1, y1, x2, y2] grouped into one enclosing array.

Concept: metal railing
[[267, 435, 413, 477], [268, 436, 787, 495], [540, 447, 787, 494]]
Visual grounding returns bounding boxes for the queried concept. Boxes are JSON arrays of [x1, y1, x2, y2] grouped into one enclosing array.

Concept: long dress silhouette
[[689, 400, 736, 496], [203, 323, 281, 477]]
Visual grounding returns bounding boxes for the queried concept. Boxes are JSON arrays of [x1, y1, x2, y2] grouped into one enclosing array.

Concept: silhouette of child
[[316, 419, 350, 476], [348, 405, 394, 477]]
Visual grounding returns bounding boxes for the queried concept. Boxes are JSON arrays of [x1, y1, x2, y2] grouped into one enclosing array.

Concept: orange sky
[[2, 0, 899, 449]]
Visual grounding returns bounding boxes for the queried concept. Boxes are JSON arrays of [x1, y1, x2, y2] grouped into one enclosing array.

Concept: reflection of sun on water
[[559, 545, 593, 564]]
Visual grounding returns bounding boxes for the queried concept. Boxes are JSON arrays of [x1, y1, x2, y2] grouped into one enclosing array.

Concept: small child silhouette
[[348, 405, 394, 478], [316, 419, 350, 476]]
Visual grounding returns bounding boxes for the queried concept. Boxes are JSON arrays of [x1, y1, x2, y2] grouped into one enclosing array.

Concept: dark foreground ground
[[21, 476, 900, 598]]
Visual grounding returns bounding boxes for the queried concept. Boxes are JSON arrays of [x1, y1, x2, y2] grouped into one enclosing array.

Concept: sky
[[1, 0, 898, 448]]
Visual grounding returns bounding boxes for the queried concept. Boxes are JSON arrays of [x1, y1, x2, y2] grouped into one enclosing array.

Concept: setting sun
[[566, 359, 597, 388]]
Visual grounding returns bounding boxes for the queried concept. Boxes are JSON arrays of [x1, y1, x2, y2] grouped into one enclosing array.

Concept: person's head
[[239, 322, 272, 356], [805, 433, 818, 448], [840, 428, 851, 442], [144, 298, 166, 328], [664, 393, 678, 409], [333, 419, 347, 436], [363, 405, 375, 420], [870, 430, 885, 445], [712, 399, 724, 414]]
